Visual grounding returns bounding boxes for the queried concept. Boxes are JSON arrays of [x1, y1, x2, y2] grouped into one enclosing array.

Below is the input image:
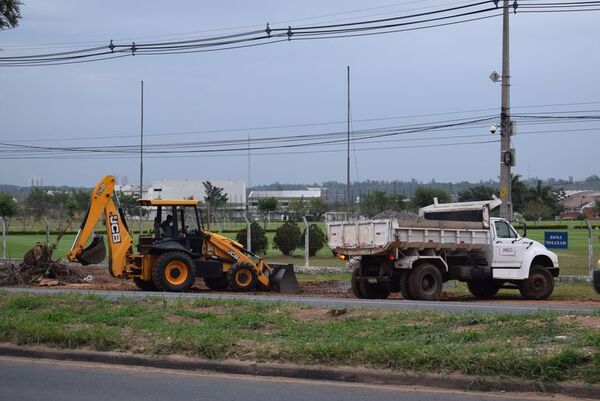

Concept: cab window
[[494, 221, 517, 239]]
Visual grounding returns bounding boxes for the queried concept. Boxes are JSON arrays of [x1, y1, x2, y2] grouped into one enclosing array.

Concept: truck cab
[[489, 217, 559, 281]]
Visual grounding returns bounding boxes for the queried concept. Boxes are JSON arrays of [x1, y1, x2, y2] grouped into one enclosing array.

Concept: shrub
[[235, 222, 268, 254], [273, 221, 302, 255], [302, 224, 327, 256]]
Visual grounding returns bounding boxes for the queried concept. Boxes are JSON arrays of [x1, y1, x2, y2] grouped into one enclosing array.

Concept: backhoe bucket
[[269, 264, 300, 293], [77, 235, 106, 266]]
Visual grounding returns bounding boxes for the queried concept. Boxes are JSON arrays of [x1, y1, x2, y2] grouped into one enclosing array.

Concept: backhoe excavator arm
[[67, 175, 133, 277]]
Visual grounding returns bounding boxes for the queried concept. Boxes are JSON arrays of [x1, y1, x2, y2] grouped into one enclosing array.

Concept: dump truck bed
[[327, 218, 491, 256]]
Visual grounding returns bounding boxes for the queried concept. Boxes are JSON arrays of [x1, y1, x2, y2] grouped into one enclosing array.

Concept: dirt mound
[[373, 210, 418, 219], [0, 243, 86, 286]]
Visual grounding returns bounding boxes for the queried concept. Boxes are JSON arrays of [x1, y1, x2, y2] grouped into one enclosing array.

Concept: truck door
[[491, 220, 525, 268]]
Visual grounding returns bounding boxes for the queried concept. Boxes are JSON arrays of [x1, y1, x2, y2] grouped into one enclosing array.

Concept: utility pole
[[139, 80, 144, 234], [346, 66, 351, 206], [499, 0, 513, 220]]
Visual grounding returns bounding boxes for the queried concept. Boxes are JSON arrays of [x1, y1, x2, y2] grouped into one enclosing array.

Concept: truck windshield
[[494, 220, 517, 239]]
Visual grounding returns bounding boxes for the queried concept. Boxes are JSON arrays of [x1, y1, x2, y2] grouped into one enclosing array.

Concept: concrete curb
[[0, 344, 599, 399]]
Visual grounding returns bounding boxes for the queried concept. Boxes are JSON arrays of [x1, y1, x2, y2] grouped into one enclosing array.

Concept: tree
[[273, 221, 302, 255], [117, 191, 141, 219], [0, 192, 17, 228], [203, 181, 228, 209], [0, 0, 22, 30], [511, 174, 529, 212], [287, 197, 308, 221], [411, 187, 451, 209], [360, 191, 406, 217], [235, 222, 268, 254], [302, 223, 326, 256], [257, 197, 278, 213], [71, 189, 91, 214], [25, 188, 51, 221], [308, 198, 328, 220], [458, 186, 497, 202], [594, 200, 600, 219]]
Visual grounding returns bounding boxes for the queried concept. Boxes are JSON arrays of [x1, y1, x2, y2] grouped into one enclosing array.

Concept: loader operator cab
[[138, 199, 204, 255]]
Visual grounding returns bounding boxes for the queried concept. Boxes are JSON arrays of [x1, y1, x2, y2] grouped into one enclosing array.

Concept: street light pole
[[139, 80, 144, 234], [499, 0, 513, 220]]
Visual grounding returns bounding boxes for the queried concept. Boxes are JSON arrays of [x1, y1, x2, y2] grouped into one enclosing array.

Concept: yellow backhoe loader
[[67, 175, 299, 293]]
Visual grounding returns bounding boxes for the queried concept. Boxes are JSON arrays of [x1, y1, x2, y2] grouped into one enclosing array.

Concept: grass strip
[[0, 291, 599, 384]]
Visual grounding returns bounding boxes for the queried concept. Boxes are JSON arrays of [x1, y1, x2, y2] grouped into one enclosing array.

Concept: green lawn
[[0, 292, 599, 383]]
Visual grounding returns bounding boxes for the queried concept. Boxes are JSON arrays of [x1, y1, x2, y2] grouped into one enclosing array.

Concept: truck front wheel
[[519, 265, 554, 300], [408, 264, 443, 301], [467, 280, 501, 299]]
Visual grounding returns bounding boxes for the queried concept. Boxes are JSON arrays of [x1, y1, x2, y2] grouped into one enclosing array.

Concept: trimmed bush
[[235, 222, 268, 254], [302, 224, 327, 256], [273, 221, 302, 255]]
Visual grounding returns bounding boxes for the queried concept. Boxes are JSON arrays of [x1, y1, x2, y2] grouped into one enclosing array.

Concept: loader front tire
[[227, 263, 257, 291], [152, 251, 196, 292]]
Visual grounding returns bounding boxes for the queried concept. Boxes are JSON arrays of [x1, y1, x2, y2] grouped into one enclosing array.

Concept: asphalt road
[[0, 356, 579, 401], [2, 287, 597, 314]]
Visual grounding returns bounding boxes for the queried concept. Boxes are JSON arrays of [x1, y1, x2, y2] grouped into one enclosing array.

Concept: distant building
[[147, 179, 247, 211], [560, 190, 600, 219], [248, 189, 322, 210], [114, 184, 149, 197], [28, 177, 43, 187]]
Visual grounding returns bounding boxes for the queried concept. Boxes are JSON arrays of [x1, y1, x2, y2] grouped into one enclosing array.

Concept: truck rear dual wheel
[[350, 266, 391, 299], [152, 251, 196, 292], [407, 264, 443, 301], [467, 280, 501, 299], [519, 265, 554, 300], [398, 270, 414, 300]]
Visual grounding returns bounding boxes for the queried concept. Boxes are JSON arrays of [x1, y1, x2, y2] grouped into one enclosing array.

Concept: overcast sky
[[0, 0, 598, 187]]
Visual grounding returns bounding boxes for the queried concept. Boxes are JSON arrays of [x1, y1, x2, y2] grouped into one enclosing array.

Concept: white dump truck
[[327, 198, 559, 301]]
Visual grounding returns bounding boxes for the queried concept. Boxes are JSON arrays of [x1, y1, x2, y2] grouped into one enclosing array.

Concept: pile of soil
[[373, 210, 418, 219], [0, 243, 86, 286]]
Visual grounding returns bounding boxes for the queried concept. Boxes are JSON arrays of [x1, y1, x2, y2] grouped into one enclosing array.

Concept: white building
[[248, 189, 322, 209], [147, 179, 247, 208]]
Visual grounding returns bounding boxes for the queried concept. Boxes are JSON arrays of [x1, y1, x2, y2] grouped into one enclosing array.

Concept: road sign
[[489, 71, 501, 82], [544, 232, 568, 249]]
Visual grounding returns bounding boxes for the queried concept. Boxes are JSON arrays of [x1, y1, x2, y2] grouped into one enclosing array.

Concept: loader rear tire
[[467, 280, 501, 299], [152, 251, 196, 292], [227, 263, 257, 291], [408, 263, 443, 301], [133, 277, 157, 291], [204, 277, 228, 291], [519, 265, 554, 300]]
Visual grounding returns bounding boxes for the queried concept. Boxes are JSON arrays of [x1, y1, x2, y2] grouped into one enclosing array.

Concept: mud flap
[[76, 235, 106, 265], [269, 264, 300, 293], [593, 269, 600, 295]]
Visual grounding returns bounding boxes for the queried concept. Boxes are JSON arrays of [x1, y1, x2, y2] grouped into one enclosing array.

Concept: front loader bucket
[[593, 269, 600, 295], [77, 235, 106, 266], [269, 264, 300, 293]]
